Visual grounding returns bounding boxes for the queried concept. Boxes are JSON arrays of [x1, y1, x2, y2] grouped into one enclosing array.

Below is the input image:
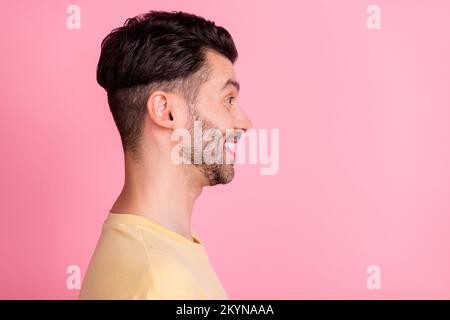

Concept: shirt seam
[[136, 225, 158, 293]]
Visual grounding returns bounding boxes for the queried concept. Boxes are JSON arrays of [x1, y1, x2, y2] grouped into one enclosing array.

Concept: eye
[[226, 96, 235, 105]]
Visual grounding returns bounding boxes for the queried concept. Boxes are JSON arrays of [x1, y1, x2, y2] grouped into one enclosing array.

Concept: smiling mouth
[[223, 131, 244, 163], [224, 140, 236, 162]]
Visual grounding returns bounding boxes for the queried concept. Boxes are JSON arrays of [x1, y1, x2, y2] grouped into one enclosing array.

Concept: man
[[79, 10, 252, 299]]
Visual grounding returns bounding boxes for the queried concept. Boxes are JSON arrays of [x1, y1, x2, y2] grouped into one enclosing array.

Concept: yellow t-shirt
[[79, 212, 229, 300]]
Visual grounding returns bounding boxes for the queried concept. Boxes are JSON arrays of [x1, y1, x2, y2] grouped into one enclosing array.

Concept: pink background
[[1, 0, 449, 299]]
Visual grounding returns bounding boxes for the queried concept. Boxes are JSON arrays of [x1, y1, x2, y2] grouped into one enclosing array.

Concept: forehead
[[204, 50, 236, 86]]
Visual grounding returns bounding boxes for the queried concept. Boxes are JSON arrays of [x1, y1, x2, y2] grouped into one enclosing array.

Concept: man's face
[[187, 50, 252, 186]]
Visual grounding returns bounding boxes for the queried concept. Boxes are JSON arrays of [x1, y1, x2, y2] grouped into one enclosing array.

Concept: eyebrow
[[221, 79, 240, 93]]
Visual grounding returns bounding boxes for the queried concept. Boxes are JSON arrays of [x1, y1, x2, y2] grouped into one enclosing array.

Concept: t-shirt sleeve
[[79, 224, 155, 300]]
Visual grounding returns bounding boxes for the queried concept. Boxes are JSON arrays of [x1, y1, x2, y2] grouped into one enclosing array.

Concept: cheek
[[197, 98, 233, 129], [207, 108, 233, 130]]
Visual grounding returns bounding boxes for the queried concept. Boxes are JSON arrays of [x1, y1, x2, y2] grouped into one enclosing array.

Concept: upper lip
[[226, 135, 241, 144], [224, 129, 244, 144], [224, 139, 238, 147]]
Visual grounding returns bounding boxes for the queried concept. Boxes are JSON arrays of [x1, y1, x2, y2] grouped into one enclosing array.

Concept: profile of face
[[185, 50, 252, 186], [146, 50, 252, 187]]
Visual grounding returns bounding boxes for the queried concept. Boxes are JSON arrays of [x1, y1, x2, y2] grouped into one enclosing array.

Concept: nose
[[231, 104, 252, 132]]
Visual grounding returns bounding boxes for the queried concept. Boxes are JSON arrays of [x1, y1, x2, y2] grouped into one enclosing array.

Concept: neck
[[110, 149, 203, 242]]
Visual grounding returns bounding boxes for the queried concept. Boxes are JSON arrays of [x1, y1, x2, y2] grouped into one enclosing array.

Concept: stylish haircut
[[97, 10, 238, 155]]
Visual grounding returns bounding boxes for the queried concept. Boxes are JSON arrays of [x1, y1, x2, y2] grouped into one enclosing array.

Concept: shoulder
[[79, 223, 154, 299], [80, 223, 205, 299]]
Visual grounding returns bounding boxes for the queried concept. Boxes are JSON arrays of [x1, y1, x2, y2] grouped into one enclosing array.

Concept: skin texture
[[111, 49, 252, 241]]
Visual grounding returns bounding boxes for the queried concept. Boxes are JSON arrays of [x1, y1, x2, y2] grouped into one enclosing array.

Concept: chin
[[199, 163, 235, 186], [216, 164, 235, 185]]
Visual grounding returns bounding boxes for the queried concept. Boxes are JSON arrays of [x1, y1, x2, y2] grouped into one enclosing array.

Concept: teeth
[[225, 141, 235, 152]]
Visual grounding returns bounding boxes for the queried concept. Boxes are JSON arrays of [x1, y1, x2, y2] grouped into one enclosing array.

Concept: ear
[[147, 91, 175, 129]]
